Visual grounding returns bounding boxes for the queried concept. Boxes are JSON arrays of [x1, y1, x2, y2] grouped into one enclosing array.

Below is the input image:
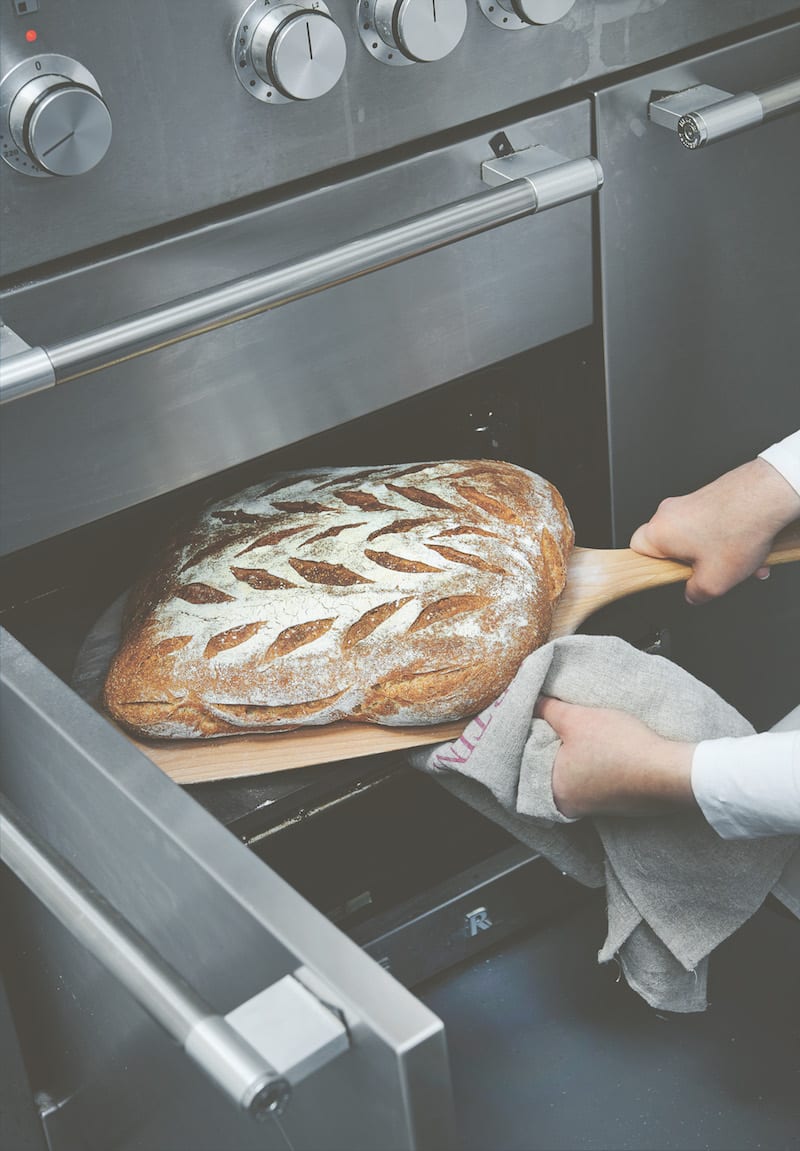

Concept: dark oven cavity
[[1, 329, 607, 984]]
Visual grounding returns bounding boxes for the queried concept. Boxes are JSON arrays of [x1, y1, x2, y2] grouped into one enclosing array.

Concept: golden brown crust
[[230, 567, 298, 590], [264, 618, 336, 661], [103, 459, 573, 739], [366, 516, 439, 541], [342, 598, 413, 649], [363, 549, 443, 574], [423, 545, 506, 574], [406, 594, 489, 634], [203, 622, 267, 660]]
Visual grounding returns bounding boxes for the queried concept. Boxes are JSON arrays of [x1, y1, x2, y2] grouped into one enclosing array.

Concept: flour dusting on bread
[[103, 460, 573, 738]]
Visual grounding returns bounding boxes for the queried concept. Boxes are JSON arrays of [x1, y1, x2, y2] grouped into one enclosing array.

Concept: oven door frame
[[0, 628, 455, 1151], [595, 18, 800, 732]]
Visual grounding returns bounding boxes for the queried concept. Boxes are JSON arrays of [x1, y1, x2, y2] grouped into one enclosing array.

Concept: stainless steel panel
[[595, 21, 800, 728], [0, 629, 455, 1150], [597, 20, 800, 539], [1, 153, 602, 402], [1, 798, 301, 1117], [0, 101, 593, 554], [0, 975, 47, 1151], [1, 0, 796, 273]]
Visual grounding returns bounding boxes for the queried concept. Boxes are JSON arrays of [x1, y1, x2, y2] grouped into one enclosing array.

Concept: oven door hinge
[[186, 966, 349, 1117], [0, 794, 349, 1122]]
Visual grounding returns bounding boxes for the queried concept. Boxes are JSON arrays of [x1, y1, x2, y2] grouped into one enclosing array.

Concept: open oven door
[[595, 18, 800, 732], [0, 629, 455, 1151], [0, 92, 601, 1151]]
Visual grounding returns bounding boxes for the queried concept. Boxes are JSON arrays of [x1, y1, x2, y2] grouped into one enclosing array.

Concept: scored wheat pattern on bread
[[103, 459, 574, 739]]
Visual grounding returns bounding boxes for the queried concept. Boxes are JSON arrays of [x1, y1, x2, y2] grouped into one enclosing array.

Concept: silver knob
[[477, 0, 575, 31], [252, 4, 346, 99], [234, 0, 346, 103], [367, 0, 467, 64], [510, 0, 575, 22], [9, 77, 111, 176], [1, 56, 112, 178]]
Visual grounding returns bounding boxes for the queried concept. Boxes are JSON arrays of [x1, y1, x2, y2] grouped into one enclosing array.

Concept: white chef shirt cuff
[[691, 731, 800, 839], [758, 429, 800, 497]]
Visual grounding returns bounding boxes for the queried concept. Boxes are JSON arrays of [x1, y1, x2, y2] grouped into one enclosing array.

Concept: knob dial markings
[[1, 55, 112, 178], [234, 0, 346, 103], [477, 0, 575, 30], [360, 0, 467, 64]]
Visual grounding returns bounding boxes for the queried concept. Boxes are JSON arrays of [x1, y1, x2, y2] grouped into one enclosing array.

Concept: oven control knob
[[234, 0, 346, 103], [478, 0, 575, 30], [1, 55, 111, 178], [510, 0, 575, 21], [360, 0, 468, 65]]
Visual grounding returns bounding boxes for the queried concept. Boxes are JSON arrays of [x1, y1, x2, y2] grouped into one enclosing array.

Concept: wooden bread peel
[[549, 519, 800, 639], [75, 521, 800, 785]]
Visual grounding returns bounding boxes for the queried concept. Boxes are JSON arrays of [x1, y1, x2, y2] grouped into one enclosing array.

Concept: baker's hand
[[534, 697, 695, 819], [629, 458, 800, 604]]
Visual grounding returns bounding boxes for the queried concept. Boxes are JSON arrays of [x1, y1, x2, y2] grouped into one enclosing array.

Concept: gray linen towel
[[409, 635, 799, 1012]]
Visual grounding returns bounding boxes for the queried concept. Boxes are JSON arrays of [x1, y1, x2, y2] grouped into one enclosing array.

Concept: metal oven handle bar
[[0, 795, 349, 1120], [0, 155, 603, 404], [649, 74, 800, 149]]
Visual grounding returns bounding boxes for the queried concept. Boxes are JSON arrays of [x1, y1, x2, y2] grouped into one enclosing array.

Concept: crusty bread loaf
[[103, 460, 573, 738]]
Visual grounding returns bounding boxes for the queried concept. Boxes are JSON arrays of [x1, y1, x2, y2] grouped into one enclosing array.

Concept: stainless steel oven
[[1, 3, 799, 1149]]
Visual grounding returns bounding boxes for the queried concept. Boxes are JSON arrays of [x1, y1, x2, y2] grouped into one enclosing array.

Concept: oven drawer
[[1, 99, 596, 555], [0, 628, 455, 1151]]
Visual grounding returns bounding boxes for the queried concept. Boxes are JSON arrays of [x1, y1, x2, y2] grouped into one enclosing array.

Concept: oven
[[1, 3, 799, 1150]]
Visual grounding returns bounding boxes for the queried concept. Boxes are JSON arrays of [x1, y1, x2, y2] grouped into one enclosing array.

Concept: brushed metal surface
[[0, 798, 296, 1117], [0, 101, 594, 554], [17, 179, 544, 390], [759, 72, 800, 115], [0, 628, 455, 1150], [2, 151, 602, 401], [597, 21, 800, 538], [596, 20, 800, 729], [0, 0, 796, 273]]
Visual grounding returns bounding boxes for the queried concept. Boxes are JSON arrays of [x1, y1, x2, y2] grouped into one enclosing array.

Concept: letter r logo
[[465, 907, 493, 937]]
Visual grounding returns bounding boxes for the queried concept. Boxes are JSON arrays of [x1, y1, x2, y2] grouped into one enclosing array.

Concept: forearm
[[545, 703, 800, 837], [554, 734, 695, 819]]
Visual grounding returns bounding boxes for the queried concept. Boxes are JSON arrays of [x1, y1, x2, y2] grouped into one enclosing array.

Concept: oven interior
[[1, 328, 613, 984]]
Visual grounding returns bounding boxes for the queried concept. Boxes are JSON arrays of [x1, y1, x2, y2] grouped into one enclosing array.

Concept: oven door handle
[[648, 74, 800, 149], [0, 153, 603, 404], [0, 794, 350, 1121]]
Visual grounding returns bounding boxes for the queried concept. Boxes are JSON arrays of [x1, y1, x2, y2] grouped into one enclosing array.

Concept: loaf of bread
[[103, 460, 573, 738]]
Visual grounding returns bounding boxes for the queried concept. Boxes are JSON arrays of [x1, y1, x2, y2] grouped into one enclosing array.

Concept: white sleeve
[[758, 429, 800, 496], [691, 731, 800, 839]]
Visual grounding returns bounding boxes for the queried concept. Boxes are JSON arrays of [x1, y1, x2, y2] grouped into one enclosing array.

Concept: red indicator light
[[25, 29, 38, 42]]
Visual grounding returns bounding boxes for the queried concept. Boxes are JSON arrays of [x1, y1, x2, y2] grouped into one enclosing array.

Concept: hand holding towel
[[410, 635, 798, 1012]]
